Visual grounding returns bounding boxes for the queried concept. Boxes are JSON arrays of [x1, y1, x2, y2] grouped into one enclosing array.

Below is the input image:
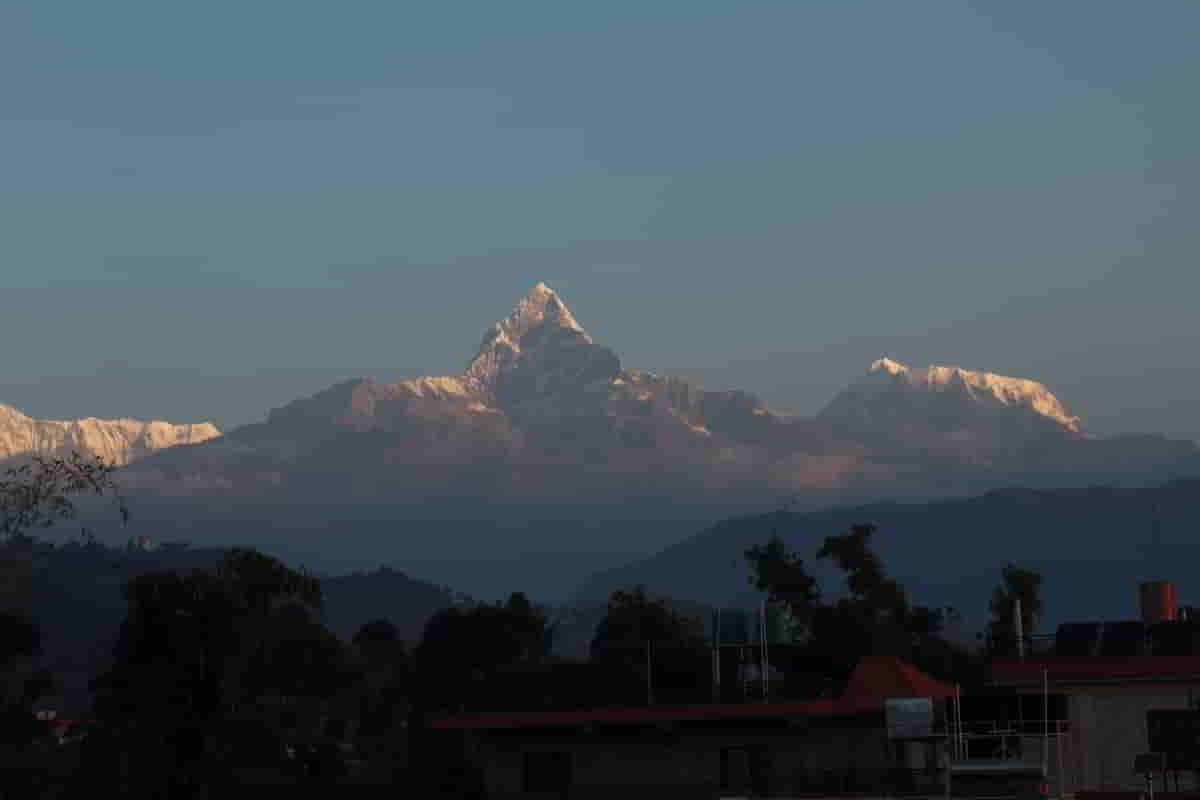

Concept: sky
[[1, 1, 1197, 440]]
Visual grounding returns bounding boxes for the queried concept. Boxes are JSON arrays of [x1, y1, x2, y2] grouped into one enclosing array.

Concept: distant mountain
[[572, 479, 1200, 629], [0, 403, 219, 466], [123, 283, 1198, 501], [321, 566, 458, 642], [819, 357, 1082, 437], [18, 541, 455, 714], [99, 283, 1198, 602]]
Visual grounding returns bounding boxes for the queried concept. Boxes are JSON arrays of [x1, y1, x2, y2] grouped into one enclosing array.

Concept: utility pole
[[1014, 596, 1025, 661], [646, 640, 654, 706]]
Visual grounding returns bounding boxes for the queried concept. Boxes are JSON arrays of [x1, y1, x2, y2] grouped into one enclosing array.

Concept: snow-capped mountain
[[126, 284, 1196, 499], [818, 357, 1083, 438], [0, 403, 220, 466]]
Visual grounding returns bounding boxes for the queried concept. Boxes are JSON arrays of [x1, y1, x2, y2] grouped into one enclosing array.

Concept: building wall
[[1063, 688, 1198, 792], [477, 723, 898, 799]]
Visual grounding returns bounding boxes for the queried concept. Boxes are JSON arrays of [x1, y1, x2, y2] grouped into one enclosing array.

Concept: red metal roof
[[992, 655, 1200, 685], [432, 699, 841, 730], [844, 656, 956, 702], [432, 656, 953, 730]]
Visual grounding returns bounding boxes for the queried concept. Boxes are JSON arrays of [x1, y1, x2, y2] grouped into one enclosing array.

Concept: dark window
[[721, 747, 771, 794], [523, 751, 572, 793], [1147, 709, 1200, 766], [750, 747, 773, 796], [1099, 621, 1147, 656], [721, 747, 749, 792]]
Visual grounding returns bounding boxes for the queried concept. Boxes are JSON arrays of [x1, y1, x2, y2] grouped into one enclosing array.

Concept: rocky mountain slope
[[0, 403, 220, 466], [92, 283, 1199, 603], [819, 357, 1083, 436], [126, 283, 1196, 501]]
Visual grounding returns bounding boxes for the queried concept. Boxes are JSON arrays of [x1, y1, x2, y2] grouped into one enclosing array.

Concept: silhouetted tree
[[590, 586, 709, 705], [89, 548, 352, 795], [0, 452, 127, 544], [351, 619, 412, 778], [415, 593, 554, 714], [745, 533, 820, 638], [746, 525, 975, 687], [0, 453, 127, 796], [988, 564, 1044, 656], [412, 594, 554, 799]]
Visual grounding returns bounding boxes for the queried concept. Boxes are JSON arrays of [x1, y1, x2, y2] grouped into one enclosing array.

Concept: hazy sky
[[2, 1, 1197, 439]]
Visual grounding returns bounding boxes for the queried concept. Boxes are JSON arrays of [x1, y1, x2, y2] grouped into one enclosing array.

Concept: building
[[989, 580, 1200, 794], [433, 656, 957, 799]]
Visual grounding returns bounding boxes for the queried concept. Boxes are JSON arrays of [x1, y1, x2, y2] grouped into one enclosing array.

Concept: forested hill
[[7, 540, 456, 713], [573, 479, 1200, 629]]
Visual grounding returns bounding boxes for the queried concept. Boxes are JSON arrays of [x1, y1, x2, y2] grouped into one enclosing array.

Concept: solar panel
[[1150, 621, 1200, 656], [1099, 620, 1146, 657]]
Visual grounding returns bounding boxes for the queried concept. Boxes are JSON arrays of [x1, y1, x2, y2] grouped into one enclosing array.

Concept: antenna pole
[[1151, 503, 1163, 581], [1043, 668, 1050, 776], [646, 640, 653, 706], [761, 599, 769, 701], [1014, 596, 1025, 661]]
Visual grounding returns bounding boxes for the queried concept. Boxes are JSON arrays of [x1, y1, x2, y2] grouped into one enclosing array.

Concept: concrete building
[[433, 656, 957, 799], [991, 653, 1200, 793], [989, 581, 1200, 794]]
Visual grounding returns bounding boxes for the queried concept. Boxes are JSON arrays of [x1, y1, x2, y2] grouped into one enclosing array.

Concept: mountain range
[[120, 283, 1197, 502], [7, 284, 1198, 602], [573, 479, 1200, 629], [0, 403, 220, 466]]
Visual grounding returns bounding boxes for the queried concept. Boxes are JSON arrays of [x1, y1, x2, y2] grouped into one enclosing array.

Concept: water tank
[[1141, 581, 1178, 624]]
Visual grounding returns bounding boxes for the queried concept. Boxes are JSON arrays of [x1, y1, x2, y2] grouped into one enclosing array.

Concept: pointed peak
[[505, 283, 585, 337], [463, 284, 593, 390], [869, 357, 909, 376]]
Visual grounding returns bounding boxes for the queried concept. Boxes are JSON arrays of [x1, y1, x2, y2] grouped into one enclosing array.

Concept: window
[[1147, 709, 1200, 767], [721, 747, 771, 795], [523, 751, 572, 793], [721, 747, 749, 792]]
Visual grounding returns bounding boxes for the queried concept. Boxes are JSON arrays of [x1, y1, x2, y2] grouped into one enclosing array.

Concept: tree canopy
[[89, 547, 357, 794], [589, 586, 709, 705], [414, 592, 554, 713], [988, 563, 1044, 656], [746, 524, 973, 687]]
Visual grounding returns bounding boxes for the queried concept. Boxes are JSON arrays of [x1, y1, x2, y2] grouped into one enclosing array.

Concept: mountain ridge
[[819, 357, 1083, 435], [124, 283, 1197, 501], [571, 478, 1200, 626], [0, 403, 220, 466]]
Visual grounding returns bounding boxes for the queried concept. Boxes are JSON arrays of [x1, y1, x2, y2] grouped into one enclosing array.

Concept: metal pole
[[943, 739, 952, 800], [1015, 596, 1025, 661], [1043, 669, 1050, 778], [712, 646, 719, 701], [646, 641, 653, 706], [761, 600, 770, 701], [1057, 720, 1065, 797], [951, 693, 958, 760], [713, 609, 721, 702], [955, 684, 963, 760]]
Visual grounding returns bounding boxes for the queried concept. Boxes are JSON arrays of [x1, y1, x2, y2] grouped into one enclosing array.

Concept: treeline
[[0, 453, 1045, 797]]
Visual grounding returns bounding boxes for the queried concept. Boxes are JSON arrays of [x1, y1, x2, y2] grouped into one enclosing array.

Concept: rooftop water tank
[[1140, 581, 1178, 624]]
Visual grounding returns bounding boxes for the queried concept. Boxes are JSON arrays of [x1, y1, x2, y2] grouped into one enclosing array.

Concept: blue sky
[[1, 1, 1197, 438]]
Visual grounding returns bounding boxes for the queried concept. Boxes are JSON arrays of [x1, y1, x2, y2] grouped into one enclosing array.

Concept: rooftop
[[432, 656, 955, 730]]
